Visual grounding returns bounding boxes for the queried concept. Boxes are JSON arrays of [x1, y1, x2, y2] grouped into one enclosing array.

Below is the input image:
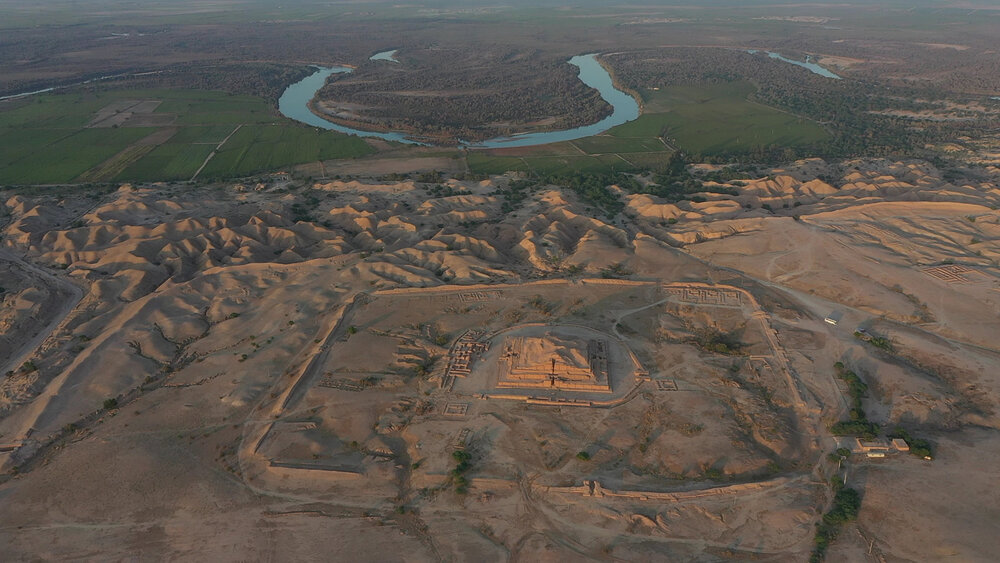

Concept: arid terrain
[[1, 155, 999, 560], [3, 0, 1000, 561]]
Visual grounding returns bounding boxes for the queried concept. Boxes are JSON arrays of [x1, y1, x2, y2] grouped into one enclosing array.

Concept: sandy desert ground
[[1, 157, 999, 561]]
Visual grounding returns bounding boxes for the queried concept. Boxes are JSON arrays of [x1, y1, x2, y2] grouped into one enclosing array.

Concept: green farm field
[[609, 82, 830, 155], [0, 127, 155, 184], [466, 81, 827, 176], [199, 125, 375, 179], [0, 89, 374, 184]]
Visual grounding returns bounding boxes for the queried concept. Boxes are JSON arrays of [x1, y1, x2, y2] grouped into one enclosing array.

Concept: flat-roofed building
[[854, 437, 891, 458]]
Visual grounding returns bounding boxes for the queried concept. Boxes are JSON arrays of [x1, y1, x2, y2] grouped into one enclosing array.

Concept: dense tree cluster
[[641, 153, 737, 201], [92, 62, 312, 101], [0, 20, 388, 96], [767, 35, 1000, 95], [811, 476, 862, 562], [539, 171, 632, 217], [605, 48, 996, 161], [693, 328, 744, 356], [829, 362, 878, 440], [318, 48, 612, 141], [497, 179, 537, 214], [505, 154, 736, 219]]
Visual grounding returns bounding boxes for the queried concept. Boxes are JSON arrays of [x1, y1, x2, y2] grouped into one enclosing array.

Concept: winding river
[[746, 50, 842, 80], [277, 66, 418, 144], [277, 53, 640, 148], [0, 71, 163, 101], [369, 50, 399, 63]]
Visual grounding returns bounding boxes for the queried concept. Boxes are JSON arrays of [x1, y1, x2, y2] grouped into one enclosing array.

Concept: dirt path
[[190, 123, 243, 181], [659, 135, 678, 151], [0, 249, 83, 377], [610, 297, 670, 340], [75, 127, 179, 183]]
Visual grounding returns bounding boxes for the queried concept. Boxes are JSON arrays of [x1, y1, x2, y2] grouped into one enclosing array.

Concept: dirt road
[[0, 249, 84, 376]]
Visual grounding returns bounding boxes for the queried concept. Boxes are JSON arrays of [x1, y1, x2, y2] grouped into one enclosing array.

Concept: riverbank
[[278, 53, 641, 150]]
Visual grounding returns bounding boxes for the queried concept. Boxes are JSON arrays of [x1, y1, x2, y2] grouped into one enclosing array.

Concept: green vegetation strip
[[811, 476, 861, 562], [450, 450, 473, 494], [829, 362, 879, 440], [467, 152, 653, 177], [484, 153, 739, 220], [854, 329, 895, 353]]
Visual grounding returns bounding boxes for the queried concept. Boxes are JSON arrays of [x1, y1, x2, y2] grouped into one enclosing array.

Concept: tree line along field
[[466, 132, 672, 176], [466, 151, 636, 177], [0, 89, 374, 185]]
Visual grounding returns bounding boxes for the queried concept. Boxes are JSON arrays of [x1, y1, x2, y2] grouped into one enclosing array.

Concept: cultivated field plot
[[466, 81, 826, 175], [0, 89, 373, 184], [608, 82, 829, 156], [252, 280, 809, 502], [0, 127, 154, 184], [198, 124, 372, 179]]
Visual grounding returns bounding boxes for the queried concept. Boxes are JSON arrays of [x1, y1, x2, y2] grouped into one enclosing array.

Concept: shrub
[[830, 363, 878, 438], [103, 398, 118, 410], [830, 420, 878, 440], [450, 450, 473, 492], [703, 467, 724, 480], [868, 336, 894, 353], [810, 483, 862, 561], [694, 329, 744, 355], [600, 262, 633, 279]]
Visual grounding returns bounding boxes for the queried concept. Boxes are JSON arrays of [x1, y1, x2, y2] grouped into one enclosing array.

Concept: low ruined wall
[[266, 462, 363, 482], [542, 477, 791, 502]]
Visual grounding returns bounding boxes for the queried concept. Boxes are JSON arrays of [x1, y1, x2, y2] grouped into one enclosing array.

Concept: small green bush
[[810, 483, 861, 562]]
